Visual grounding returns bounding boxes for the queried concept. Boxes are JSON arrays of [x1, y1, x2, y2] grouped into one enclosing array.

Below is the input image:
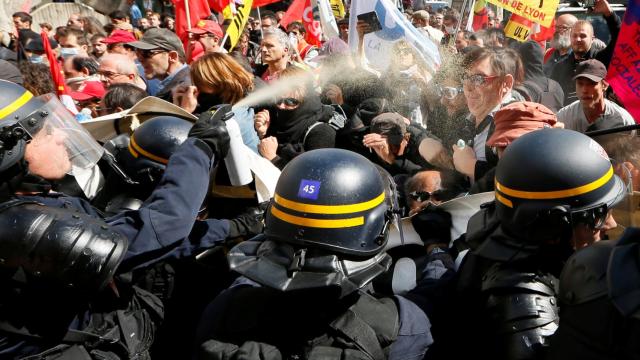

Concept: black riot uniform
[[0, 80, 231, 358], [195, 148, 434, 360], [547, 228, 640, 359], [445, 129, 627, 360]]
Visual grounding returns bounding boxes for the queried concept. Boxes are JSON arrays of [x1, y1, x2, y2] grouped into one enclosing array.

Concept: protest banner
[[485, 0, 558, 27], [223, 0, 253, 49], [504, 14, 532, 41], [313, 0, 340, 39], [606, 0, 640, 122], [348, 0, 440, 71]]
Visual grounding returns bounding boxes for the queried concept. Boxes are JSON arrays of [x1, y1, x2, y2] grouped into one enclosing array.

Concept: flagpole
[[257, 6, 264, 39], [185, 0, 192, 30]]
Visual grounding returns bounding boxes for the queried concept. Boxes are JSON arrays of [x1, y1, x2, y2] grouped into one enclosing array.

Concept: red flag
[[208, 0, 231, 13], [41, 31, 66, 96], [279, 0, 321, 46], [253, 0, 281, 7], [172, 0, 212, 42]]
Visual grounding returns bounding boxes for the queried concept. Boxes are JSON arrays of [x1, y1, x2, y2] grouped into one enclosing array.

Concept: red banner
[[41, 31, 67, 96], [280, 0, 321, 46], [606, 0, 640, 122], [172, 0, 212, 41], [253, 0, 281, 7]]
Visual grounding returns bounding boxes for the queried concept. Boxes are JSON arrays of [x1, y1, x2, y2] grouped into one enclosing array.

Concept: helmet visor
[[21, 94, 104, 171]]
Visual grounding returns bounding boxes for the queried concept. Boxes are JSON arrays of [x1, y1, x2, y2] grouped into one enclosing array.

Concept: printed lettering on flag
[[606, 0, 640, 122], [225, 0, 254, 49], [485, 0, 558, 27], [504, 14, 533, 42]]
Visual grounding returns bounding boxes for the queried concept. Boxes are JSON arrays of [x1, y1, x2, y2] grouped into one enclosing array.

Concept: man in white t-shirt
[[557, 59, 635, 133]]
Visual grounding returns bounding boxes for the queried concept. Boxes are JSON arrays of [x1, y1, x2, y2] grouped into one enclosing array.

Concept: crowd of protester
[[0, 0, 638, 358]]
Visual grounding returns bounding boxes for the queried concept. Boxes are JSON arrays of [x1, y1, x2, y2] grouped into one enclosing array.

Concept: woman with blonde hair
[[175, 52, 259, 153]]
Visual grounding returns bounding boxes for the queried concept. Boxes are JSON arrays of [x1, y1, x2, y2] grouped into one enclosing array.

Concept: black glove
[[411, 207, 452, 247], [188, 105, 232, 161], [227, 203, 268, 238]]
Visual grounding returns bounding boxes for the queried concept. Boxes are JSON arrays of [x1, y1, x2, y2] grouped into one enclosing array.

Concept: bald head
[[556, 14, 578, 28], [571, 20, 595, 58], [405, 170, 444, 214], [99, 53, 139, 88]]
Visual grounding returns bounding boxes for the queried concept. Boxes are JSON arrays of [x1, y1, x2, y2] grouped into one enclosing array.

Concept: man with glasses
[[128, 27, 190, 101], [98, 53, 147, 90], [186, 19, 224, 59], [102, 29, 160, 94], [543, 14, 577, 76], [452, 47, 518, 185]]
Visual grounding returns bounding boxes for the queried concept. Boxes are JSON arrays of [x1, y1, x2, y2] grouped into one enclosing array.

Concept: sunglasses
[[436, 85, 463, 99], [276, 97, 301, 107], [408, 190, 445, 203], [572, 205, 611, 230], [136, 48, 167, 58], [462, 73, 500, 87]]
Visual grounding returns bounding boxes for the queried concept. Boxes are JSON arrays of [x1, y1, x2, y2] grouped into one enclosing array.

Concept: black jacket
[[550, 13, 621, 106]]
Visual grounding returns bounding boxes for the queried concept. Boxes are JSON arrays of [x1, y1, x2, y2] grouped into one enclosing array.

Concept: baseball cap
[[101, 29, 137, 44], [187, 19, 223, 38], [487, 101, 557, 148], [70, 81, 106, 101], [572, 59, 607, 82], [370, 112, 409, 146], [128, 28, 185, 59]]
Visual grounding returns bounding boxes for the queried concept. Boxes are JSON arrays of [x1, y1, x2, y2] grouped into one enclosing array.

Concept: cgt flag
[[348, 0, 440, 71], [280, 0, 322, 46], [606, 0, 640, 122]]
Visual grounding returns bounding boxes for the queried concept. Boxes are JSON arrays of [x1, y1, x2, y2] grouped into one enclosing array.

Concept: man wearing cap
[[187, 19, 225, 62], [101, 29, 159, 95], [557, 59, 634, 134], [362, 112, 448, 175], [127, 27, 190, 101], [549, 0, 620, 105], [69, 80, 106, 118]]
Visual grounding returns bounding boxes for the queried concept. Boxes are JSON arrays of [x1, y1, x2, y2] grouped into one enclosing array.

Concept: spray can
[[456, 139, 466, 149], [224, 117, 253, 186]]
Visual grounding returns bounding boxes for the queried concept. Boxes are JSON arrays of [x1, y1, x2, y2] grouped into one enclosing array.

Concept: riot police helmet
[[119, 115, 193, 185], [265, 148, 395, 258], [495, 128, 626, 242], [0, 80, 104, 181]]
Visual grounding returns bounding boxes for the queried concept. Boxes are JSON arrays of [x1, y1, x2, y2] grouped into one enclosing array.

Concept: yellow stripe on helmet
[[0, 91, 34, 120], [270, 206, 364, 229], [128, 135, 169, 164], [495, 166, 613, 200], [274, 192, 385, 215]]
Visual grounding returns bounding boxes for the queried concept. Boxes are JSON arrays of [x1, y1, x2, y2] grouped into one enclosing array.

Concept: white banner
[[313, 0, 340, 40], [348, 0, 441, 71]]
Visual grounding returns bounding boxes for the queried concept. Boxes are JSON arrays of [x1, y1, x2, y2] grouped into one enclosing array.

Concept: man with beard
[[550, 0, 621, 106], [543, 14, 577, 76]]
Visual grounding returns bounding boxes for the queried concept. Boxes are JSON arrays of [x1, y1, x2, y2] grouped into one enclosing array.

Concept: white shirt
[[557, 99, 635, 133]]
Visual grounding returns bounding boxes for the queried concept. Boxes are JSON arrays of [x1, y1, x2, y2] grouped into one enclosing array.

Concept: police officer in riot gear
[[195, 148, 434, 360], [0, 79, 233, 358], [445, 128, 626, 360]]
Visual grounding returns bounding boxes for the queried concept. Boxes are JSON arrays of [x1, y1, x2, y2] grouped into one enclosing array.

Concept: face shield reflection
[[21, 94, 104, 172]]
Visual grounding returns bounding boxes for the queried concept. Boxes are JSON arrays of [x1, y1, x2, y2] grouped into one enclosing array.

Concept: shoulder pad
[[559, 240, 614, 306], [482, 263, 557, 296], [609, 228, 640, 318]]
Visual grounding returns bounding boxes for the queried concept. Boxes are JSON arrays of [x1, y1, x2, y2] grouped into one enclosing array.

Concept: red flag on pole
[[41, 31, 77, 114], [41, 31, 66, 96], [172, 0, 213, 41], [208, 0, 231, 13], [279, 0, 321, 46]]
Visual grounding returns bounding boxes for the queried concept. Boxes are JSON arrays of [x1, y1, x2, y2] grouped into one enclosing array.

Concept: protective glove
[[188, 105, 232, 161], [227, 202, 269, 238], [411, 206, 452, 248]]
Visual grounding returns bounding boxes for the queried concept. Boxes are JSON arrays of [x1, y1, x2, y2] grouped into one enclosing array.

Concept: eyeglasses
[[555, 25, 572, 32], [436, 85, 463, 99], [98, 70, 128, 79], [276, 97, 301, 107], [462, 73, 500, 88], [408, 190, 445, 203], [289, 31, 300, 36], [136, 48, 167, 58]]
